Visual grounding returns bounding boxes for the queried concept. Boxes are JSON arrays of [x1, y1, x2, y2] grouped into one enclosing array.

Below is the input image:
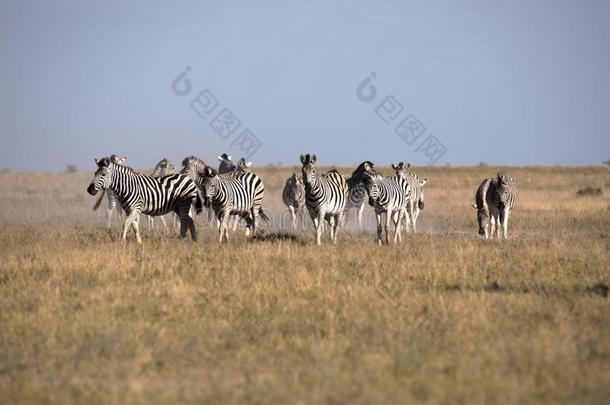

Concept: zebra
[[300, 153, 349, 245], [148, 158, 180, 231], [361, 162, 407, 245], [87, 156, 203, 243], [181, 155, 215, 224], [346, 162, 372, 230], [391, 162, 427, 232], [282, 173, 306, 230], [218, 153, 236, 174], [472, 174, 517, 239], [92, 154, 127, 227], [233, 158, 252, 175], [198, 166, 269, 243]]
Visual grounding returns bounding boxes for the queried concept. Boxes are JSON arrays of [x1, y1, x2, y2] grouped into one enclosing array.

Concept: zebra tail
[[195, 193, 204, 215], [92, 190, 106, 211], [259, 208, 270, 222]]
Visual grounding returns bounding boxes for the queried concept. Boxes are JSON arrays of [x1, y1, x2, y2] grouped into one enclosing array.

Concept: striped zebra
[[87, 156, 203, 243], [391, 162, 427, 232], [92, 154, 127, 227], [300, 153, 349, 245], [472, 174, 517, 239], [361, 162, 408, 244], [181, 155, 215, 224], [148, 158, 180, 231], [198, 166, 269, 243], [218, 153, 236, 174], [282, 173, 306, 230], [346, 162, 371, 229]]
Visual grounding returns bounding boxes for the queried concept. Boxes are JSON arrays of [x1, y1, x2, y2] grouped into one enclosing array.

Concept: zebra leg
[[384, 210, 392, 245], [501, 208, 510, 239], [289, 206, 297, 230], [328, 216, 336, 244], [412, 206, 420, 232], [218, 211, 230, 243], [392, 210, 402, 244], [122, 210, 142, 243], [315, 210, 325, 246], [489, 215, 496, 239], [357, 203, 364, 230], [375, 212, 383, 245], [159, 215, 169, 232], [178, 203, 197, 241], [106, 195, 115, 228]]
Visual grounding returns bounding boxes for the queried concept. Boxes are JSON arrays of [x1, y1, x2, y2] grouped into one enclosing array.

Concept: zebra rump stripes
[[87, 157, 202, 243]]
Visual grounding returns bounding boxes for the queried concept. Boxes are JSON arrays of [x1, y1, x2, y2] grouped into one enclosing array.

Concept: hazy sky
[[1, 0, 609, 171]]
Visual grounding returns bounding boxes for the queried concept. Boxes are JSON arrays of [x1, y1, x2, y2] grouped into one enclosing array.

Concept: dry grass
[[0, 165, 609, 404]]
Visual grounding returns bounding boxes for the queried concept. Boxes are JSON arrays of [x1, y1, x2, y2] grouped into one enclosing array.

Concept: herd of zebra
[[86, 153, 517, 245]]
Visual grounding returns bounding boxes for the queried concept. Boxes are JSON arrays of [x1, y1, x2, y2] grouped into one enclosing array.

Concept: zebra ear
[[391, 163, 398, 170], [94, 158, 99, 165], [311, 154, 317, 164], [246, 161, 252, 167], [227, 155, 232, 161], [300, 154, 306, 164], [406, 162, 411, 170], [217, 156, 222, 161]]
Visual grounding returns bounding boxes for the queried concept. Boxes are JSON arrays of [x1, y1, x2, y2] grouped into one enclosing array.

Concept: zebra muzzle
[[87, 184, 98, 195]]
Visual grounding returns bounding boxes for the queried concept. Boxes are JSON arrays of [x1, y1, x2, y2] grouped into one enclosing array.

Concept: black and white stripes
[[472, 174, 517, 239], [87, 157, 202, 243]]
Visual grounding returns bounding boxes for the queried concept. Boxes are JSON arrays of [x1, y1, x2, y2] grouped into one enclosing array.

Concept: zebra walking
[[87, 156, 202, 243], [362, 162, 408, 244], [391, 162, 427, 232], [148, 158, 180, 231], [472, 174, 517, 239], [92, 154, 127, 227], [346, 162, 372, 230], [198, 166, 269, 243], [181, 155, 215, 225], [300, 153, 348, 245], [282, 173, 306, 230]]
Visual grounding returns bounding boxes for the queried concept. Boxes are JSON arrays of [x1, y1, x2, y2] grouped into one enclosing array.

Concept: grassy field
[[0, 165, 609, 403]]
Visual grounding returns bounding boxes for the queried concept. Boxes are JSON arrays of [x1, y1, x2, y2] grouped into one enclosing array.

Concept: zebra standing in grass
[[87, 156, 202, 243], [92, 154, 127, 227], [391, 162, 427, 232], [148, 158, 180, 231], [300, 153, 349, 245], [361, 162, 407, 245], [199, 166, 269, 243], [346, 162, 372, 230], [181, 155, 214, 224], [472, 174, 517, 239], [218, 153, 236, 174], [282, 173, 306, 230]]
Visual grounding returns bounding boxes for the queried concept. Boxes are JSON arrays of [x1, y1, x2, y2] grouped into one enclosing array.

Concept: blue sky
[[1, 0, 609, 171]]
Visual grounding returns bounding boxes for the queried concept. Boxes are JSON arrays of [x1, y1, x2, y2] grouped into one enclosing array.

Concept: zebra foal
[[282, 173, 306, 230]]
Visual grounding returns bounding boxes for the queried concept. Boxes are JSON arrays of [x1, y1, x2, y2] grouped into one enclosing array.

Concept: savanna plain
[[0, 165, 609, 404]]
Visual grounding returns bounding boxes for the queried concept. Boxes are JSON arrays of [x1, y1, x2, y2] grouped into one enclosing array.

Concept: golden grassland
[[0, 165, 609, 403]]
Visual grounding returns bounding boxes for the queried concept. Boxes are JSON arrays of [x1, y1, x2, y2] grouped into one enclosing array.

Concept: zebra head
[[181, 156, 206, 179], [152, 158, 174, 177], [236, 158, 252, 174], [300, 153, 319, 186], [201, 166, 220, 201], [87, 157, 115, 195], [391, 161, 411, 178], [217, 153, 236, 174], [362, 170, 380, 203], [287, 173, 304, 198], [109, 154, 127, 165]]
